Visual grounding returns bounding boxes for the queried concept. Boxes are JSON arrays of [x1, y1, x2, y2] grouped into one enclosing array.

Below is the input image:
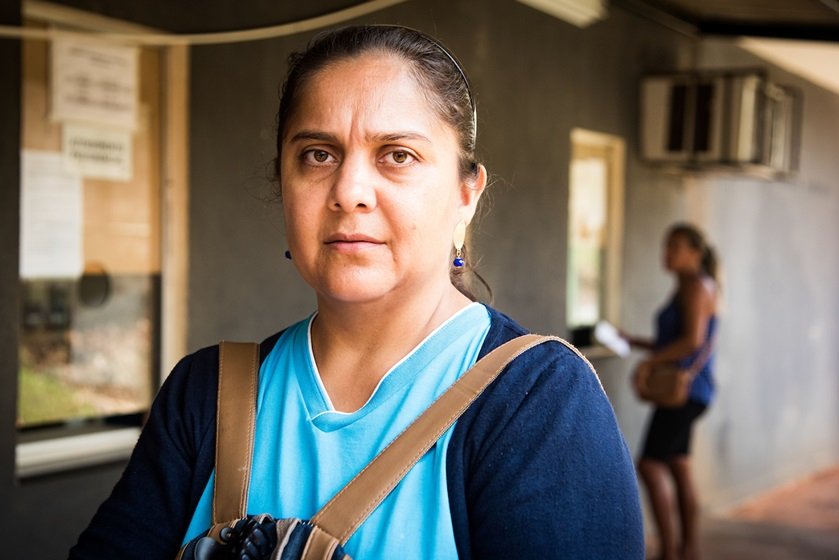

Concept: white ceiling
[[738, 37, 839, 95]]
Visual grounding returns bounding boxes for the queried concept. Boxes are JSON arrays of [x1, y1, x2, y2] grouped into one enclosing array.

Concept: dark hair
[[274, 24, 478, 180], [275, 25, 490, 301], [667, 223, 718, 281]]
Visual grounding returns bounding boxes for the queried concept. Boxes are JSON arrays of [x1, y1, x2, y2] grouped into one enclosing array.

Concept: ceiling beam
[[699, 21, 839, 42]]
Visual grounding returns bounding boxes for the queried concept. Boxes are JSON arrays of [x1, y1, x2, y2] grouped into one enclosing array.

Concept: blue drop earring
[[452, 221, 466, 268], [284, 250, 292, 260]]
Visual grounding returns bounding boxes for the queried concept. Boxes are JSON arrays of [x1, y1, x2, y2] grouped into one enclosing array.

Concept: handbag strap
[[213, 341, 260, 524], [685, 332, 716, 379], [309, 333, 560, 546]]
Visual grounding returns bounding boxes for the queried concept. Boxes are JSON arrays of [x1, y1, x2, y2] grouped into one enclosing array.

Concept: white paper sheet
[[20, 150, 84, 279], [51, 38, 138, 130], [63, 123, 133, 181], [593, 320, 631, 357]]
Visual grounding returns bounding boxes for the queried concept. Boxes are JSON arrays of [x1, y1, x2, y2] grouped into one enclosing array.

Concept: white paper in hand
[[594, 320, 631, 357]]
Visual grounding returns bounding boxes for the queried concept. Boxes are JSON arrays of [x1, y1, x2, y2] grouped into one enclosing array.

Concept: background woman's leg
[[670, 455, 700, 560], [639, 458, 679, 560]]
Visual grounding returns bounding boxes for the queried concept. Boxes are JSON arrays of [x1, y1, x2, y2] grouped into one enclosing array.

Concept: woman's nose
[[329, 153, 377, 212]]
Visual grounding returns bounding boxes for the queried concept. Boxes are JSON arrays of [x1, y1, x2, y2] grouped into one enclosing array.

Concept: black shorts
[[641, 400, 707, 461]]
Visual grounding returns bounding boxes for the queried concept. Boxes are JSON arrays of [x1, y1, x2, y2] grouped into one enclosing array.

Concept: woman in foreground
[[71, 25, 643, 559]]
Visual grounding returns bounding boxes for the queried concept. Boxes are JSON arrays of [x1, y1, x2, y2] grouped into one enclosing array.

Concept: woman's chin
[[306, 264, 446, 307], [313, 275, 398, 306]]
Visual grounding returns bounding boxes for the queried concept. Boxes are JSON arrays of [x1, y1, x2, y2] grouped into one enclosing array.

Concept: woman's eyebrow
[[289, 130, 338, 143], [372, 131, 432, 144], [288, 130, 433, 144]]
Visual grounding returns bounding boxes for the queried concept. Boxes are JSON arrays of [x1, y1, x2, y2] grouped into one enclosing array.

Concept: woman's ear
[[461, 164, 487, 224]]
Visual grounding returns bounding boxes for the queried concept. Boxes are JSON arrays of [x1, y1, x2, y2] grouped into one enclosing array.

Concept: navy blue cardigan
[[70, 308, 643, 559]]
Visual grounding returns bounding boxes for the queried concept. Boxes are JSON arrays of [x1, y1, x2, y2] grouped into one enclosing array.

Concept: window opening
[[17, 13, 163, 437], [566, 129, 625, 350]]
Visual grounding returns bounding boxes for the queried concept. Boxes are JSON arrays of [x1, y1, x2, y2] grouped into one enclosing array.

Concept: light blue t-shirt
[[183, 303, 491, 558]]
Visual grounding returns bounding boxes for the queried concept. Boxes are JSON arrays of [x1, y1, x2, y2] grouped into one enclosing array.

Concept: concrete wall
[[689, 40, 839, 506], [605, 37, 839, 510], [1, 1, 838, 558]]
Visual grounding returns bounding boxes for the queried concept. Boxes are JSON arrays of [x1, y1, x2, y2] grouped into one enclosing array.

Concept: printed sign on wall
[[20, 150, 84, 279], [51, 38, 138, 130], [63, 123, 133, 181]]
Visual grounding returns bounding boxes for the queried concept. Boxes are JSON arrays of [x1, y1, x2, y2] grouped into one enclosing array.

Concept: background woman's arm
[[625, 334, 656, 351]]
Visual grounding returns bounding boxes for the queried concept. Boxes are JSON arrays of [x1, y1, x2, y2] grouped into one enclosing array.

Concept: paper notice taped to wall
[[51, 38, 138, 130], [20, 150, 84, 279], [63, 123, 133, 181]]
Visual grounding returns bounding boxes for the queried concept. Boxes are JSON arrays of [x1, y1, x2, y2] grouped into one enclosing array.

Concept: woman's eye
[[303, 149, 334, 165], [384, 150, 415, 165]]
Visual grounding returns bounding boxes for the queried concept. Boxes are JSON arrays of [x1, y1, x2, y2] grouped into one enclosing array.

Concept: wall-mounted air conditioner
[[640, 70, 801, 175]]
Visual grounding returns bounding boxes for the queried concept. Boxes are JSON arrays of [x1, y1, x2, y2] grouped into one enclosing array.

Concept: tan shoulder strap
[[309, 333, 560, 545], [213, 341, 260, 524]]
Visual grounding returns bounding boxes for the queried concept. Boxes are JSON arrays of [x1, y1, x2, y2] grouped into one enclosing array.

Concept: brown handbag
[[179, 333, 563, 559], [636, 337, 715, 408]]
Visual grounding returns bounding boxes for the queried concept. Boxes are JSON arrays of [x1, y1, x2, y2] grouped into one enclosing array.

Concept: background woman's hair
[[668, 222, 718, 282], [275, 25, 490, 302]]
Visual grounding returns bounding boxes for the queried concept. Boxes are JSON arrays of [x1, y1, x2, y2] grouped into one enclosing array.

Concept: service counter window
[[566, 129, 625, 357], [16, 7, 188, 477]]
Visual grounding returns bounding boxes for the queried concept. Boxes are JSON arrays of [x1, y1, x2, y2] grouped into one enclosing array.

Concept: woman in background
[[625, 223, 719, 560]]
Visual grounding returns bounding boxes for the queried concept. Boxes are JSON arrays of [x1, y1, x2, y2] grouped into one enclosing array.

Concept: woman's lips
[[325, 234, 384, 253]]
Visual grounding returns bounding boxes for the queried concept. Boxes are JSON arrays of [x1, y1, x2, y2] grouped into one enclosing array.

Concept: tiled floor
[[699, 466, 839, 560]]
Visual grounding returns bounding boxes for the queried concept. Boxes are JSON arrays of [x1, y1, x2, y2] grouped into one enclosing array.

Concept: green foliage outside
[[18, 367, 96, 426]]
